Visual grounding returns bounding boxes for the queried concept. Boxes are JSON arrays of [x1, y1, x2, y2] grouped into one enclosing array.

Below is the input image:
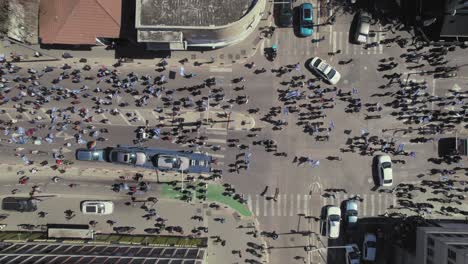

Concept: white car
[[362, 233, 377, 261], [81, 201, 114, 215], [377, 155, 393, 186], [345, 244, 361, 264], [326, 206, 341, 239], [309, 57, 341, 85]]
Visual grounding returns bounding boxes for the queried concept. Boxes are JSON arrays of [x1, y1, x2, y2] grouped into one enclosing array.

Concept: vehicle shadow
[[371, 155, 380, 191]]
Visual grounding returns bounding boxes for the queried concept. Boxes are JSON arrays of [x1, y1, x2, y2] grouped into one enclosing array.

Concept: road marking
[[295, 194, 300, 216], [119, 112, 132, 126], [205, 130, 227, 136], [338, 32, 343, 52], [379, 27, 384, 54], [100, 113, 111, 124], [264, 197, 268, 216], [205, 138, 226, 144], [283, 193, 287, 216], [40, 108, 51, 119], [247, 194, 253, 214], [371, 194, 375, 216], [393, 195, 397, 208], [303, 194, 308, 215], [277, 194, 282, 216], [332, 31, 337, 52], [5, 112, 13, 121], [134, 110, 146, 124], [22, 111, 32, 121], [206, 127, 227, 132], [209, 67, 232, 73], [260, 38, 265, 55], [363, 194, 367, 216], [255, 195, 260, 216], [329, 27, 333, 46], [271, 197, 275, 217], [345, 33, 349, 55], [290, 194, 294, 217], [378, 194, 382, 214], [373, 34, 378, 54], [431, 79, 436, 111]]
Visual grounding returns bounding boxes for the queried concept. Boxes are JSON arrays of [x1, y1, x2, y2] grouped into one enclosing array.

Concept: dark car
[[276, 0, 293, 27], [75, 149, 106, 161], [2, 197, 37, 212]]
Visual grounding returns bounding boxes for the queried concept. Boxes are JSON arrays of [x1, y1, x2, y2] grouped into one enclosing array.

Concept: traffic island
[[161, 182, 253, 217]]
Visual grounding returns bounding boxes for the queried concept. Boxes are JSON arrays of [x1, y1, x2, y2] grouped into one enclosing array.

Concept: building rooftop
[[39, 0, 122, 45], [137, 0, 253, 27]]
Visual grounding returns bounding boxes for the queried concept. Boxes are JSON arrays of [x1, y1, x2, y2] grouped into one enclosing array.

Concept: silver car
[[354, 11, 371, 43]]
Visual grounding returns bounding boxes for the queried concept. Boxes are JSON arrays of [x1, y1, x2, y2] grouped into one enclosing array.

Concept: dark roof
[[137, 0, 253, 27], [39, 0, 122, 44], [440, 13, 468, 37]]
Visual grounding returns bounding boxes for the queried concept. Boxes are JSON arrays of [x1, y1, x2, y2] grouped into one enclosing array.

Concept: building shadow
[[115, 0, 171, 59]]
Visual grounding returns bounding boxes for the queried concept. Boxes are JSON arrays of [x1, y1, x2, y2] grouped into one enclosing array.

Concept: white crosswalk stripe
[[248, 193, 395, 217], [327, 31, 384, 56]]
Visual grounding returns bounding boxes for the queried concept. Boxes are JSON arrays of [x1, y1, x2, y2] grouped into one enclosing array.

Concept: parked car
[[345, 200, 359, 226], [354, 11, 371, 43], [81, 201, 114, 215], [276, 0, 293, 27], [109, 149, 147, 166], [155, 155, 190, 172], [299, 3, 314, 37], [438, 137, 467, 156], [377, 155, 393, 187], [75, 149, 106, 161], [362, 233, 377, 261], [326, 206, 341, 239], [2, 197, 37, 212], [345, 244, 361, 264], [309, 57, 341, 84]]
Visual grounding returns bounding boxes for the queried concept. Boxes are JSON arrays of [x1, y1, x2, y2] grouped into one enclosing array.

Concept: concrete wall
[[136, 0, 266, 49]]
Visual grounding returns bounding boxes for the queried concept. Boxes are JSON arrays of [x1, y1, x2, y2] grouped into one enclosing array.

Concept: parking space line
[[119, 112, 132, 126], [40, 108, 51, 119], [101, 113, 111, 124], [22, 111, 32, 121], [5, 112, 13, 121]]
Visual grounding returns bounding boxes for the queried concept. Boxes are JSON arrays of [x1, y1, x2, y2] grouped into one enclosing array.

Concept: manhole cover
[[197, 208, 202, 213], [290, 237, 295, 242], [219, 54, 224, 59], [235, 54, 241, 60], [241, 50, 246, 55], [191, 54, 197, 60]]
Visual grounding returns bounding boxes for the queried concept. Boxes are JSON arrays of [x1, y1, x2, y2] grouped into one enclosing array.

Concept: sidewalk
[[0, 1, 273, 69]]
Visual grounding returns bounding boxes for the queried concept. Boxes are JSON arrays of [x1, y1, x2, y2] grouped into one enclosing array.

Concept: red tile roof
[[39, 0, 121, 45]]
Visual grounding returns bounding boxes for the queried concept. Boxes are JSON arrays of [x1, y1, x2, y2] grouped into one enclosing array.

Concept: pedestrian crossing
[[246, 192, 396, 218], [279, 28, 387, 56]]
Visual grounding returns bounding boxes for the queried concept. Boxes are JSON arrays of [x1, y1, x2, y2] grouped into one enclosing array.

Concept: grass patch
[[206, 185, 252, 217], [161, 183, 182, 199]]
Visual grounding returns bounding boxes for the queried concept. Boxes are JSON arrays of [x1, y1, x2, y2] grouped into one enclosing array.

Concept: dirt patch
[[0, 0, 39, 44]]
